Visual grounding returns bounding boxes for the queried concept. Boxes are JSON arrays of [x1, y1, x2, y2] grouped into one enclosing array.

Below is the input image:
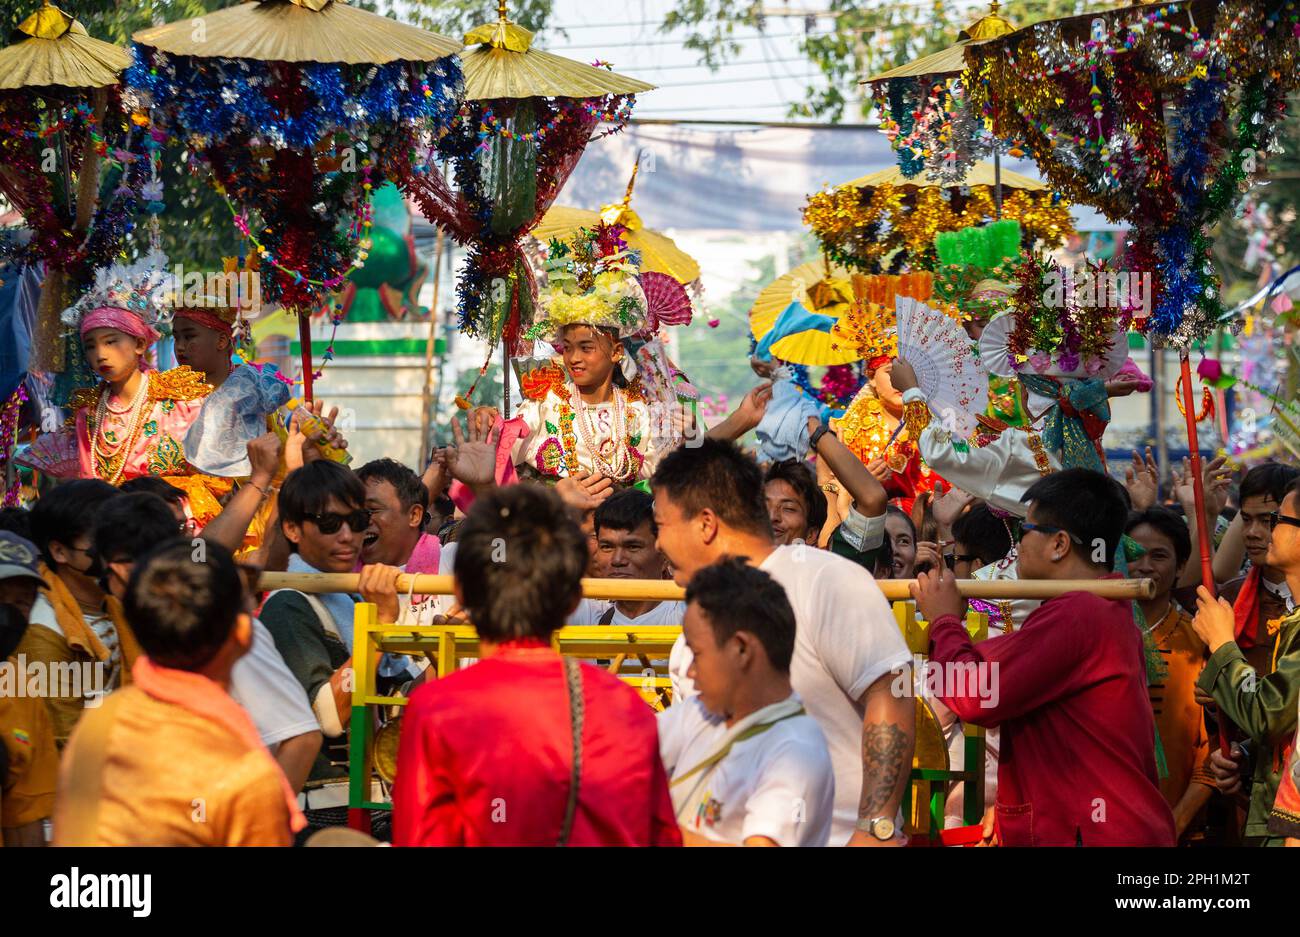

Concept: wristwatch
[[856, 815, 896, 841], [809, 422, 835, 451]]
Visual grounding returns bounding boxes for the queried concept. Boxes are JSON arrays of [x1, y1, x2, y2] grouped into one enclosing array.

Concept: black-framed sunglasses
[[306, 509, 371, 535], [1020, 521, 1084, 545], [1269, 512, 1300, 531], [945, 553, 979, 570]]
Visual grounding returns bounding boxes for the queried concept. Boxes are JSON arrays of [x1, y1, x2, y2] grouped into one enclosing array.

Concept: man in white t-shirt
[[569, 489, 686, 628], [652, 439, 914, 847], [659, 558, 834, 846]]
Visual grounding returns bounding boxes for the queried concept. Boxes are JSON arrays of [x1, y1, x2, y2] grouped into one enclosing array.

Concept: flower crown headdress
[[61, 249, 173, 342], [526, 224, 647, 341]]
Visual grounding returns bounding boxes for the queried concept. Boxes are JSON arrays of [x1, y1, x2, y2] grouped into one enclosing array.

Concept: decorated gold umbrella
[[0, 3, 128, 90], [0, 3, 140, 377], [862, 1, 1018, 192], [804, 158, 1073, 273], [404, 1, 654, 414], [530, 158, 701, 286], [128, 0, 464, 401]]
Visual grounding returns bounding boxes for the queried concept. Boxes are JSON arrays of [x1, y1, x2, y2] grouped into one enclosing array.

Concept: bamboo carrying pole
[[258, 571, 1154, 602]]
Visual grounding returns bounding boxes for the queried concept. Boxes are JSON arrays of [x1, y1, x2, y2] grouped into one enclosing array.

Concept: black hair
[[1125, 506, 1192, 569], [356, 458, 429, 530], [125, 538, 243, 670], [594, 487, 656, 537], [279, 461, 366, 551], [30, 478, 119, 566], [453, 484, 589, 643], [0, 506, 32, 541], [951, 503, 1013, 569], [651, 438, 771, 537], [1022, 468, 1128, 567], [763, 459, 828, 536], [1239, 462, 1300, 507], [685, 557, 796, 672], [94, 493, 185, 564], [885, 505, 916, 542], [119, 475, 186, 510]]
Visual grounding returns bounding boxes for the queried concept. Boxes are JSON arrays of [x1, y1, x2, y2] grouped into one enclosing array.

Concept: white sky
[[532, 0, 988, 124]]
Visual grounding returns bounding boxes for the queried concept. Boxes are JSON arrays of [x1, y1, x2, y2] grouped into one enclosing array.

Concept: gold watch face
[[873, 817, 895, 840]]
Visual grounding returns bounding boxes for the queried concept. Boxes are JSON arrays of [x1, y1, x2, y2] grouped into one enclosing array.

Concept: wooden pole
[[418, 226, 447, 461], [298, 311, 314, 404], [258, 571, 1154, 602], [1180, 350, 1233, 755]]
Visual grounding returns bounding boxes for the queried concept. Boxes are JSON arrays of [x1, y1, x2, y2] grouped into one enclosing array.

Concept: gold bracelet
[[902, 399, 931, 439]]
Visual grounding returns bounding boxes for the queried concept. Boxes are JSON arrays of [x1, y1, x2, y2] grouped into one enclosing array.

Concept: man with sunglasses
[[1193, 477, 1300, 845], [912, 468, 1176, 846], [261, 461, 401, 809]]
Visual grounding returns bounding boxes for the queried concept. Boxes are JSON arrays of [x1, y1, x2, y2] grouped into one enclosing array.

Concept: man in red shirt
[[391, 484, 680, 847], [911, 468, 1176, 846]]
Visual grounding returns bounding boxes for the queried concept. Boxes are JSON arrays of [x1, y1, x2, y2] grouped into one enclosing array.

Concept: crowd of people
[[1, 223, 1298, 849]]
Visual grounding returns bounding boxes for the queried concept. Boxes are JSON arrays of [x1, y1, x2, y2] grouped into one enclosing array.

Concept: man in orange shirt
[[54, 539, 305, 846], [1126, 507, 1214, 841]]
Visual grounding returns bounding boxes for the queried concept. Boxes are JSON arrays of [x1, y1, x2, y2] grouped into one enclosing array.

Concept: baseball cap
[[0, 530, 44, 584]]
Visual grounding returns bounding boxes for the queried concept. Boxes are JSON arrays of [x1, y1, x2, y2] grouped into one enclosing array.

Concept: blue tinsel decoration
[[125, 46, 464, 307]]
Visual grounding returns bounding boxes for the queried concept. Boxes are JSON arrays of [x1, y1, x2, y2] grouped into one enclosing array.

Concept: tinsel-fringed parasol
[[0, 3, 147, 378], [967, 0, 1300, 753], [402, 1, 653, 415], [531, 156, 701, 286], [127, 0, 465, 401], [803, 159, 1073, 274], [0, 3, 128, 89], [862, 1, 1018, 185], [965, 0, 1299, 347]]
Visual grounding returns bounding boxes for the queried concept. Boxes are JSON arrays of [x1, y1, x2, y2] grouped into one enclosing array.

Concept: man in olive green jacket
[[1194, 480, 1300, 845]]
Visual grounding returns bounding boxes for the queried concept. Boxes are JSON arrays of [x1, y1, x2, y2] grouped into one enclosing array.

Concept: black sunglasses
[[1020, 521, 1083, 545], [306, 509, 370, 535], [1269, 512, 1300, 531], [945, 553, 979, 569]]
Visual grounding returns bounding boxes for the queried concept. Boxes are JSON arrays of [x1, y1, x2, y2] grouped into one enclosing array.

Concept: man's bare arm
[[847, 669, 915, 846]]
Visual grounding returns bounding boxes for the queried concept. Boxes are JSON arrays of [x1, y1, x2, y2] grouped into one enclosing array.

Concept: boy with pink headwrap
[[19, 255, 230, 525]]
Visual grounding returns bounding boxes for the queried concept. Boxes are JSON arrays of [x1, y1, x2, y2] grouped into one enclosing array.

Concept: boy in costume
[[17, 254, 230, 525], [506, 225, 695, 487]]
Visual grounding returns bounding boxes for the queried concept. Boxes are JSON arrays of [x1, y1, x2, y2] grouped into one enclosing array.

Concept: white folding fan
[[895, 296, 988, 438]]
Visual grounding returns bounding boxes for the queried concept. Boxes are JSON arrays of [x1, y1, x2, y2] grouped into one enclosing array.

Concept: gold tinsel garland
[[803, 182, 1073, 271]]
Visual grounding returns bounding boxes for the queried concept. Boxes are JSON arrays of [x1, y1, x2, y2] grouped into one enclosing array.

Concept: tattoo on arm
[[860, 722, 907, 818]]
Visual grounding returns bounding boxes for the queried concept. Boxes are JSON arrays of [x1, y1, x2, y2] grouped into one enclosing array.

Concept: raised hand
[[1124, 447, 1159, 511], [286, 399, 348, 470], [245, 431, 283, 489], [931, 483, 975, 529], [734, 382, 774, 432], [446, 413, 501, 492], [890, 357, 919, 393], [421, 448, 450, 501], [866, 457, 892, 482], [555, 471, 614, 511]]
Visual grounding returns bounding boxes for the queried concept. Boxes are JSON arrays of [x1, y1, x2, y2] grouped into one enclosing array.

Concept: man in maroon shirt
[[391, 484, 680, 847], [911, 468, 1176, 846]]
